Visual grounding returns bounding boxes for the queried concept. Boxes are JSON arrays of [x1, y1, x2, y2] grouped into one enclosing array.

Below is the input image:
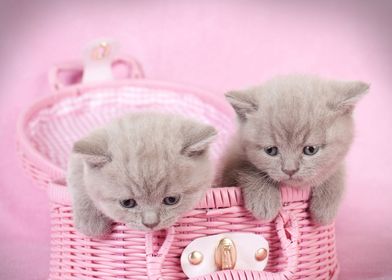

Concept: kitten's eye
[[163, 195, 181, 206], [264, 146, 279, 156], [119, 199, 137, 208], [303, 146, 319, 156]]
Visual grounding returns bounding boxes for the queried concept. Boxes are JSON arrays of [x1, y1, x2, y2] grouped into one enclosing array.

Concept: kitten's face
[[243, 106, 353, 187], [227, 76, 368, 187], [75, 113, 216, 231]]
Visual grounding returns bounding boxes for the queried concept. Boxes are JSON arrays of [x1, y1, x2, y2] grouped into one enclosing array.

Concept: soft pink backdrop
[[0, 1, 391, 279]]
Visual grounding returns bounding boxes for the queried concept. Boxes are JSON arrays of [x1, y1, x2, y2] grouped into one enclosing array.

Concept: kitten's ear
[[181, 125, 217, 157], [329, 80, 370, 114], [225, 90, 258, 121], [72, 129, 111, 168]]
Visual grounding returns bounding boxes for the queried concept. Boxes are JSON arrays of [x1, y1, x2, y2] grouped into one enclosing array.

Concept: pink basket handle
[[145, 226, 176, 280], [271, 210, 299, 279], [48, 55, 145, 92]]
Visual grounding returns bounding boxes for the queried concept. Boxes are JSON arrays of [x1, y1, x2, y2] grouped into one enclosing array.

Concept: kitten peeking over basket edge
[[219, 75, 369, 225], [67, 112, 217, 237]]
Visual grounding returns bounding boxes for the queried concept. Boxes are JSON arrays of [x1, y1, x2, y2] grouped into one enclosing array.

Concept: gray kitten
[[67, 112, 217, 237], [221, 75, 369, 224]]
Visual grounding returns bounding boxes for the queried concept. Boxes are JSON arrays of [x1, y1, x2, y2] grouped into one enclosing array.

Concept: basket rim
[[17, 78, 234, 181]]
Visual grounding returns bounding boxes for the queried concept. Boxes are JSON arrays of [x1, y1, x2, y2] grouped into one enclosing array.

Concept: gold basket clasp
[[214, 237, 237, 270]]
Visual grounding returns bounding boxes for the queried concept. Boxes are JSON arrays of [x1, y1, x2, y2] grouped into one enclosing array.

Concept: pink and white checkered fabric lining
[[27, 86, 234, 170]]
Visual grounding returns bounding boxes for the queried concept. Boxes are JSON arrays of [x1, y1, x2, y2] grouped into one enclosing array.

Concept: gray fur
[[221, 75, 369, 224], [67, 112, 217, 236]]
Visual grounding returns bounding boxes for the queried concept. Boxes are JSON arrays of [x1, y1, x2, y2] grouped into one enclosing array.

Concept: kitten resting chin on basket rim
[[67, 112, 217, 237], [220, 75, 369, 225]]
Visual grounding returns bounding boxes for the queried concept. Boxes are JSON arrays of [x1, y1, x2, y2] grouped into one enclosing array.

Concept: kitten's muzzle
[[141, 210, 160, 229], [282, 168, 299, 176]]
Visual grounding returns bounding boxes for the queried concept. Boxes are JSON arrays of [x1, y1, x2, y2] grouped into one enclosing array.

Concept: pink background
[[0, 1, 391, 279]]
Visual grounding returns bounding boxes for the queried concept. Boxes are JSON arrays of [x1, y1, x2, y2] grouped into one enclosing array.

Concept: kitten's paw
[[74, 213, 112, 237], [310, 200, 336, 225], [243, 186, 281, 221]]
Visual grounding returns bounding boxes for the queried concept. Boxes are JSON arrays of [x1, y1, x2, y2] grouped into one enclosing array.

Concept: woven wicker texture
[[18, 82, 338, 279]]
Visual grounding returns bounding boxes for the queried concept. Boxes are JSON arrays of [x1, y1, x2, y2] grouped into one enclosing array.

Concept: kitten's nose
[[282, 168, 298, 176], [142, 210, 159, 229], [142, 221, 159, 229]]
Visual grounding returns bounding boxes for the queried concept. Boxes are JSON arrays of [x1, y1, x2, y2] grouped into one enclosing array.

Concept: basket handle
[[145, 226, 176, 280], [48, 55, 144, 92], [271, 210, 299, 280]]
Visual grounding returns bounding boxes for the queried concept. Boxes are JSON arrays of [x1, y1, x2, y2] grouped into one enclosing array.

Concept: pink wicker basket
[[17, 53, 339, 280]]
